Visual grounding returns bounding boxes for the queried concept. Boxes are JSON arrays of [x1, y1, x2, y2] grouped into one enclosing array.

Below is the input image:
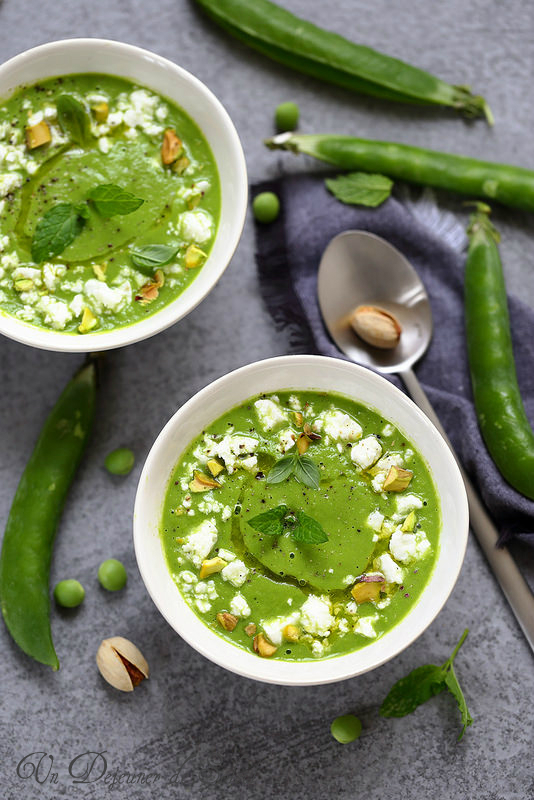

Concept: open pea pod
[[194, 0, 492, 123], [0, 361, 96, 668]]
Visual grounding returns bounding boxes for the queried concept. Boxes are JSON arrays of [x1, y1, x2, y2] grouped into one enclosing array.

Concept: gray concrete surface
[[1, 1, 533, 798]]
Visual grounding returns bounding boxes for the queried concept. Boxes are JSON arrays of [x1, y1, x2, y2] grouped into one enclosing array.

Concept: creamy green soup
[[0, 73, 220, 334], [161, 391, 441, 662]]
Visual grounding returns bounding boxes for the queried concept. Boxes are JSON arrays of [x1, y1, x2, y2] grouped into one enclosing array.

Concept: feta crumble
[[300, 595, 334, 637], [220, 559, 248, 588], [181, 519, 218, 567], [351, 435, 382, 470], [229, 593, 251, 618], [254, 398, 288, 431], [389, 528, 430, 563]]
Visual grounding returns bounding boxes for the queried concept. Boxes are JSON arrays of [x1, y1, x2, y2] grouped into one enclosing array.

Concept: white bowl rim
[[0, 38, 248, 352], [133, 355, 469, 686]]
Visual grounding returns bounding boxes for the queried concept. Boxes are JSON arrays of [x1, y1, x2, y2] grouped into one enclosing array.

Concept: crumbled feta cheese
[[345, 600, 358, 615], [278, 427, 296, 453], [218, 548, 236, 562], [389, 528, 430, 563], [229, 593, 251, 617], [300, 595, 334, 637], [194, 580, 218, 600], [338, 618, 350, 634], [180, 210, 213, 243], [205, 434, 258, 474], [261, 611, 300, 646], [195, 598, 211, 613], [353, 615, 378, 638], [371, 472, 387, 493], [395, 494, 424, 517], [178, 570, 198, 586], [220, 559, 248, 588], [84, 278, 131, 313], [42, 263, 66, 291], [314, 410, 362, 442], [37, 296, 72, 330], [288, 395, 302, 411], [311, 640, 326, 656], [221, 505, 232, 522], [375, 452, 404, 472], [181, 519, 218, 567], [98, 136, 111, 154], [375, 553, 404, 584], [0, 234, 9, 253], [367, 509, 385, 532], [382, 423, 394, 436], [351, 435, 382, 470], [342, 574, 356, 586], [13, 266, 42, 284], [254, 398, 288, 431]]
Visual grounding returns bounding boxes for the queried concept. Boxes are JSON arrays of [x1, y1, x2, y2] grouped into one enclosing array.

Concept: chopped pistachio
[[189, 470, 221, 493], [351, 579, 384, 604], [383, 465, 413, 492], [294, 411, 304, 427], [92, 101, 109, 123], [244, 623, 257, 637], [14, 278, 34, 292], [92, 263, 107, 281], [78, 307, 98, 334], [283, 624, 300, 642], [217, 612, 238, 631], [184, 244, 207, 270], [186, 191, 202, 210], [207, 459, 224, 478], [199, 556, 227, 579], [296, 432, 310, 455], [138, 269, 165, 304], [161, 128, 183, 165], [25, 120, 51, 149], [401, 510, 417, 532], [303, 423, 321, 441], [253, 633, 277, 658], [172, 156, 190, 175]]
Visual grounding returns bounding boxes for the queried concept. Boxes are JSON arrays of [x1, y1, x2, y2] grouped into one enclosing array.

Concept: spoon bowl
[[317, 231, 432, 373]]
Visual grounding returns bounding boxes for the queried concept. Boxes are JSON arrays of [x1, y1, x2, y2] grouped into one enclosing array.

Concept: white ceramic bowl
[[134, 355, 469, 686], [0, 39, 247, 352]]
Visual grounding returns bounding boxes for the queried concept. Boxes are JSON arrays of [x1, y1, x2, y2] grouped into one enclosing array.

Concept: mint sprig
[[247, 504, 328, 545], [325, 172, 393, 208], [56, 94, 91, 146], [130, 244, 180, 274], [31, 203, 87, 263], [267, 453, 320, 490], [380, 629, 472, 740], [88, 184, 144, 217]]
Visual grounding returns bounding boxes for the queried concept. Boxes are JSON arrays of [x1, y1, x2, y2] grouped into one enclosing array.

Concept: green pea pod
[[0, 361, 97, 668], [266, 133, 534, 213], [465, 205, 534, 500], [194, 0, 492, 123]]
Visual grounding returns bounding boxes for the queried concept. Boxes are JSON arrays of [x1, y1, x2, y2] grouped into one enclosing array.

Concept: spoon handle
[[400, 367, 534, 654]]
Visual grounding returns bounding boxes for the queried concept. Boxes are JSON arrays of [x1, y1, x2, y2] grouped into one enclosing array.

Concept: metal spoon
[[317, 230, 534, 654]]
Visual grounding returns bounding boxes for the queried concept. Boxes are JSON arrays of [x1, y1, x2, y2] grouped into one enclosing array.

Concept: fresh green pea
[[98, 559, 127, 591], [54, 579, 85, 608], [105, 447, 135, 476], [253, 192, 280, 224], [275, 101, 299, 132], [0, 361, 96, 669], [330, 714, 362, 744]]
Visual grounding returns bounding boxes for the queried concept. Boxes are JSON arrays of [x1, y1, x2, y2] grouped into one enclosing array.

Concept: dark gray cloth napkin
[[253, 174, 534, 542]]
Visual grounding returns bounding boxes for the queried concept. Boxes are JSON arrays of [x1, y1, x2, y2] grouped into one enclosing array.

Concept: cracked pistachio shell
[[96, 636, 149, 692]]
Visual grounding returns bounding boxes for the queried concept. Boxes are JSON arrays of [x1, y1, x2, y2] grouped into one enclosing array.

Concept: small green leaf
[[445, 665, 473, 741], [130, 244, 180, 274], [247, 505, 288, 537], [266, 454, 297, 484], [292, 510, 328, 544], [380, 664, 446, 718], [31, 203, 86, 263], [56, 94, 91, 146], [89, 184, 144, 217], [293, 455, 320, 490], [325, 172, 393, 207]]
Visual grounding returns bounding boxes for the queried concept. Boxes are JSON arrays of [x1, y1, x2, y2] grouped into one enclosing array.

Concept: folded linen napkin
[[253, 174, 534, 542]]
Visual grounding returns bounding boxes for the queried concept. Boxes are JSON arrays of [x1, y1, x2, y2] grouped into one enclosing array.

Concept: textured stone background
[[1, 1, 533, 798]]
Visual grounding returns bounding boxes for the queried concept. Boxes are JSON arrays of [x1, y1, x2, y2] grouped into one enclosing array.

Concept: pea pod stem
[[0, 360, 97, 668], [465, 206, 534, 500], [195, 0, 492, 123], [266, 133, 534, 212]]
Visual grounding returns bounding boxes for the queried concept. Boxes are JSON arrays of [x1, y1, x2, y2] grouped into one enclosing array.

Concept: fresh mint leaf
[[266, 454, 297, 484], [380, 629, 472, 741], [89, 184, 144, 217], [31, 203, 86, 263], [325, 172, 393, 208], [56, 94, 91, 146], [292, 510, 328, 544], [130, 244, 180, 273], [247, 505, 288, 537], [293, 455, 320, 490], [75, 203, 90, 220], [380, 664, 446, 718], [445, 665, 473, 741]]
